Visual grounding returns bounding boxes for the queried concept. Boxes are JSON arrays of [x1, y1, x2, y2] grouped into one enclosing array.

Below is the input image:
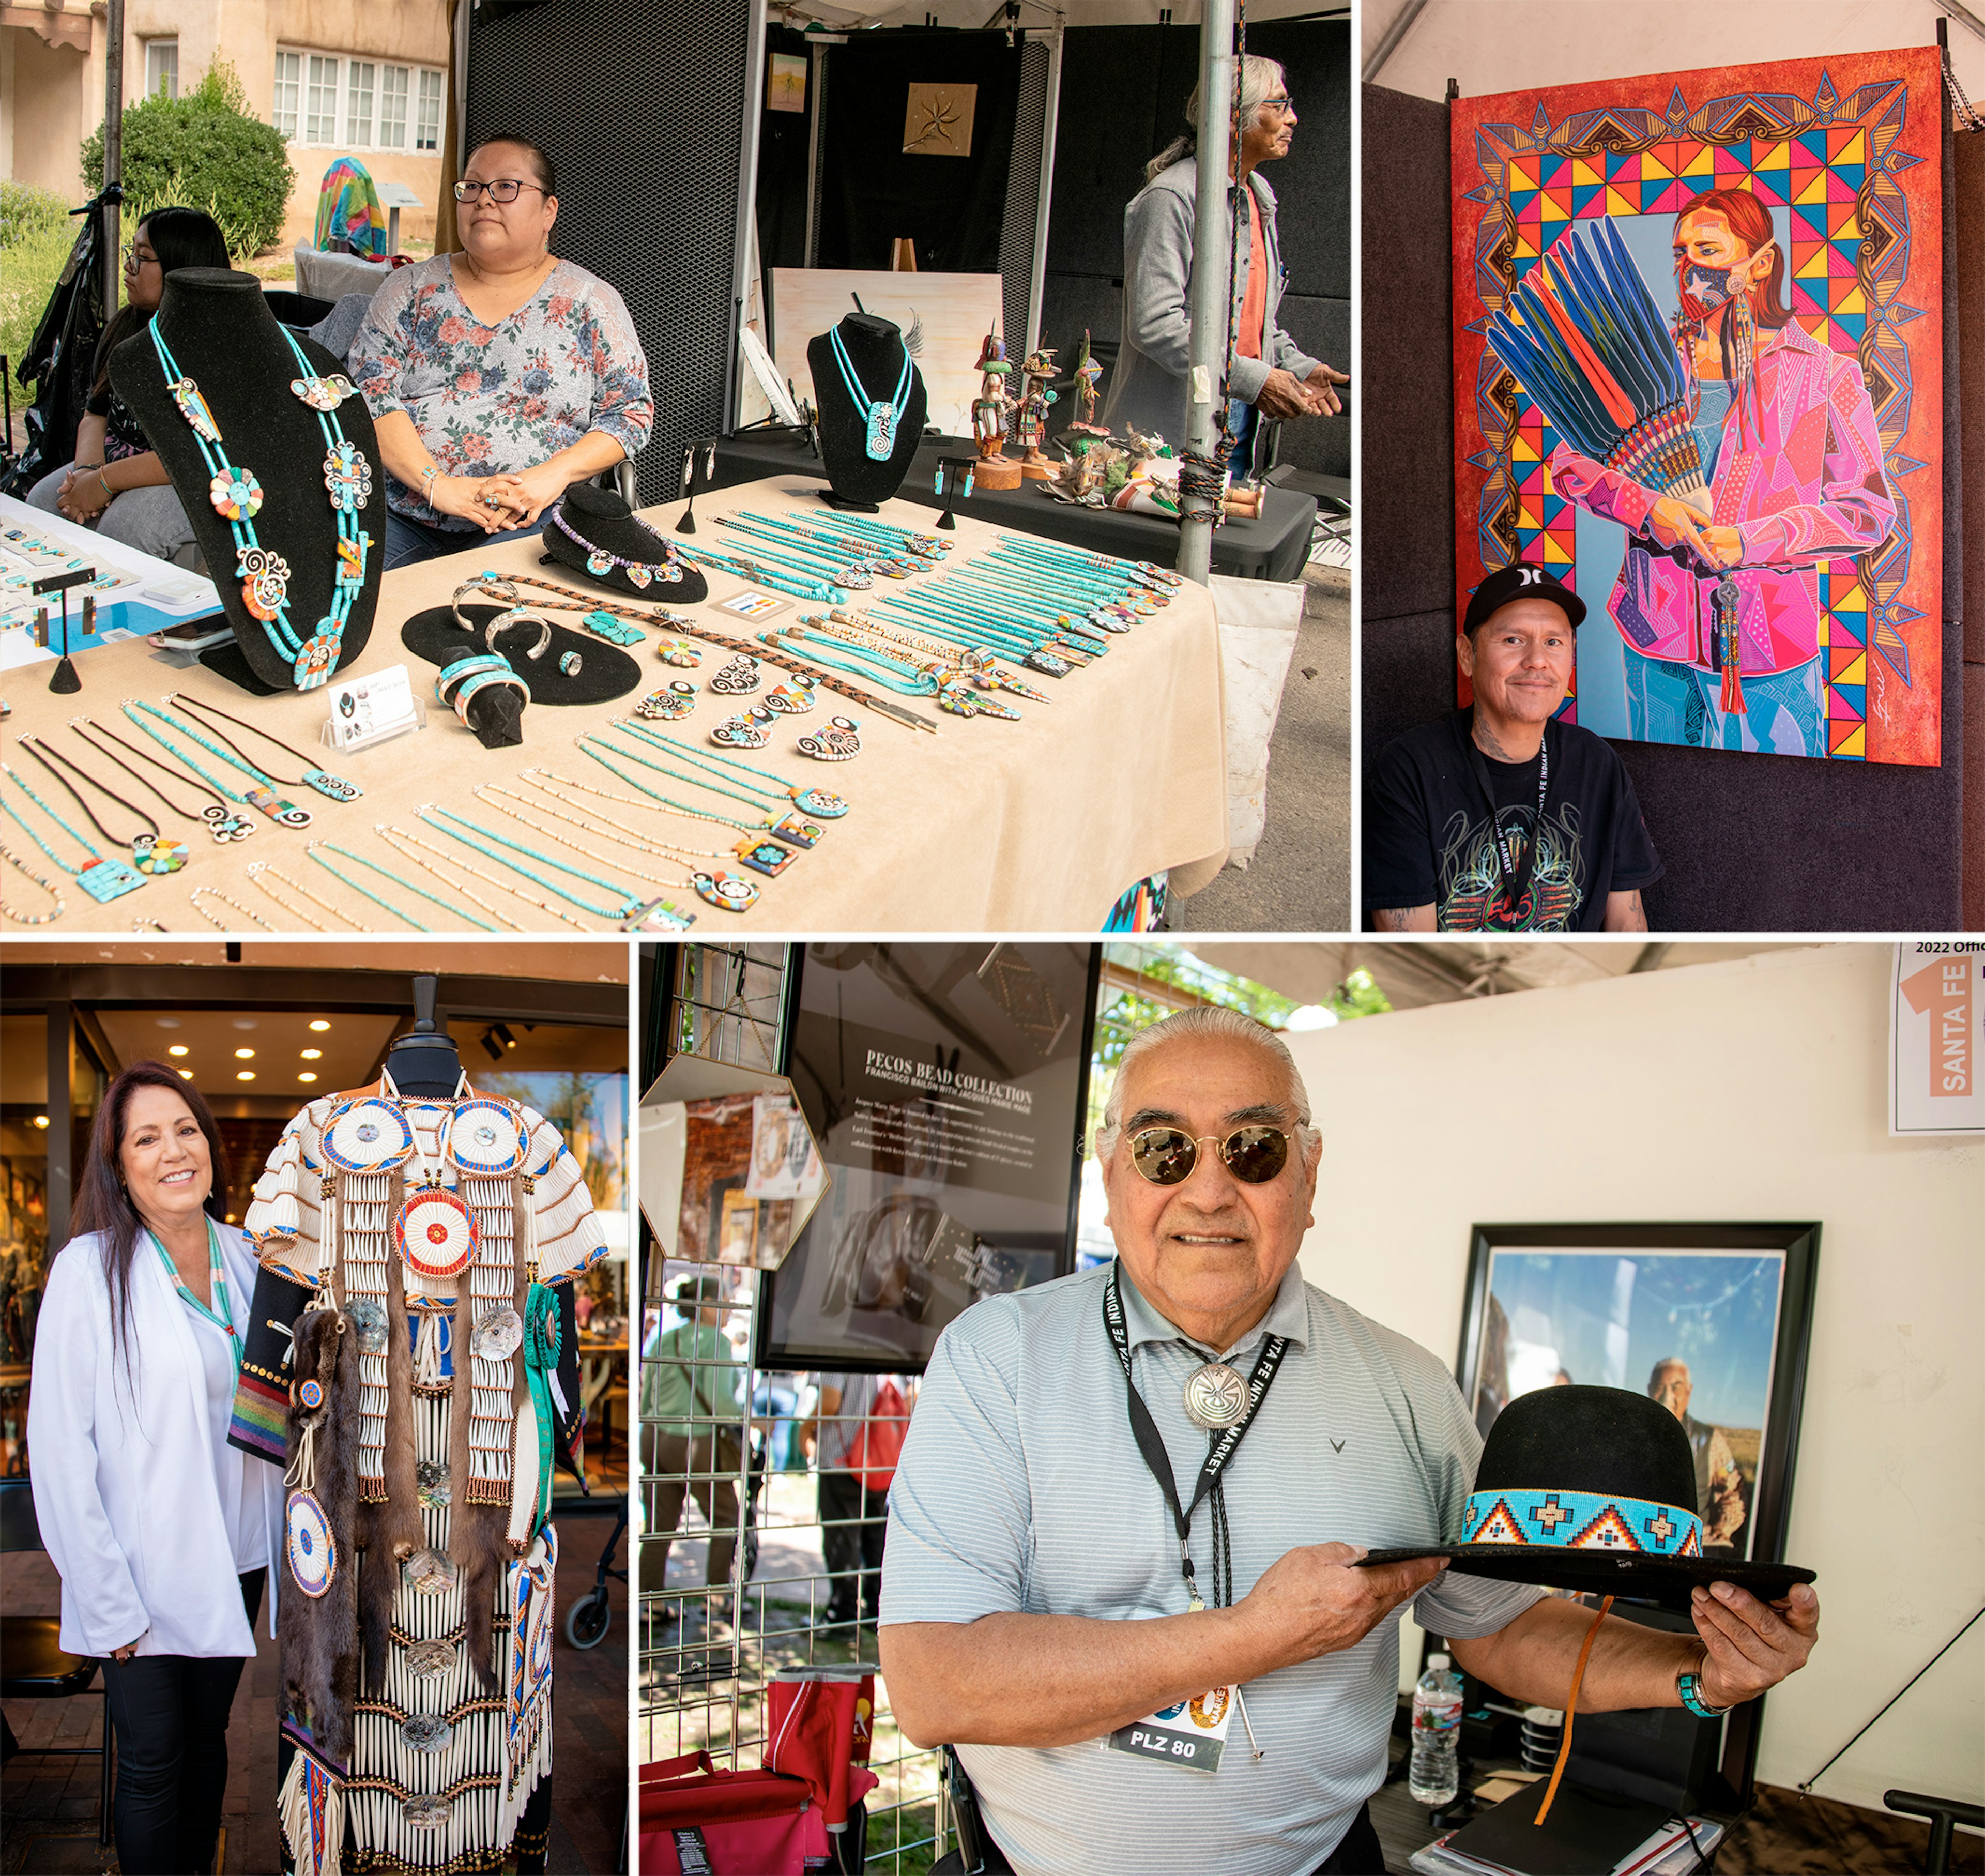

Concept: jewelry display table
[[0, 474, 1228, 933], [708, 431, 1319, 582]]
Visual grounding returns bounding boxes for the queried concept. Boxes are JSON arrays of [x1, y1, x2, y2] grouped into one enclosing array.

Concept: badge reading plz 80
[[1106, 1685, 1235, 1774]]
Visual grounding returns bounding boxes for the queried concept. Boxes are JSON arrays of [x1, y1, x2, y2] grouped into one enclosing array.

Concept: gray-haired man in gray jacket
[[1102, 55, 1347, 472]]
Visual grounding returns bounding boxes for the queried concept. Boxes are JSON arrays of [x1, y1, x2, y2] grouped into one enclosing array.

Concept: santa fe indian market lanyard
[[1463, 715, 1551, 917], [1103, 1264, 1286, 1767]]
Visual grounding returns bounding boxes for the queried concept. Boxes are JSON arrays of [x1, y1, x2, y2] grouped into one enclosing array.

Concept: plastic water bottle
[[1409, 1652, 1463, 1806]]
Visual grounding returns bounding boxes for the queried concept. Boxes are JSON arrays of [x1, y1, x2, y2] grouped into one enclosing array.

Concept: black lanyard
[[1463, 716, 1551, 915], [1103, 1265, 1288, 1608]]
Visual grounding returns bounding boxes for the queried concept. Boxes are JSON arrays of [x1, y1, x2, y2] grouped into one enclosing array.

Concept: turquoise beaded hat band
[[1357, 1384, 1816, 1611]]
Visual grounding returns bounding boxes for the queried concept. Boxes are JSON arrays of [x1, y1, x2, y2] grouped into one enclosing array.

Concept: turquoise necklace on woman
[[151, 1216, 241, 1381]]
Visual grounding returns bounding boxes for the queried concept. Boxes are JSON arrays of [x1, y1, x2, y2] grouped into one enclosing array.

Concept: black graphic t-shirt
[[1364, 710, 1662, 931]]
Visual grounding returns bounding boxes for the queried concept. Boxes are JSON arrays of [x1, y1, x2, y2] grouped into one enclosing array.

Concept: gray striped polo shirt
[[880, 1260, 1544, 1876]]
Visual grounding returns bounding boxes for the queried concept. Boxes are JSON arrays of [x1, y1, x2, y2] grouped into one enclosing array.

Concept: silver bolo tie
[[1184, 1358, 1267, 1761]]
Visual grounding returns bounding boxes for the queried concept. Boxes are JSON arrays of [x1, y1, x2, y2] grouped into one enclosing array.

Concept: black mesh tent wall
[[464, 0, 761, 506]]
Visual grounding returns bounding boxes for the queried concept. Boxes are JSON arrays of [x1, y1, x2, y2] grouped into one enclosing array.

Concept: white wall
[[1284, 943, 1984, 1815], [1363, 0, 1984, 106]]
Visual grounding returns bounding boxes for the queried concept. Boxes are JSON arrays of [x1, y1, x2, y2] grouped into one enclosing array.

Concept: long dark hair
[[68, 1059, 232, 1360], [91, 205, 231, 400]]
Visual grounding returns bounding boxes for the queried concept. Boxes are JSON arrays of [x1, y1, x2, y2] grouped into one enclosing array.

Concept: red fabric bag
[[638, 1749, 826, 1875], [847, 1378, 908, 1492], [765, 1672, 881, 1830]]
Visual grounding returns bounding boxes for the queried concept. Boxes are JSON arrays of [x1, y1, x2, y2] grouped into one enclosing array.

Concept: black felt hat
[[540, 481, 707, 603], [1360, 1385, 1815, 1611]]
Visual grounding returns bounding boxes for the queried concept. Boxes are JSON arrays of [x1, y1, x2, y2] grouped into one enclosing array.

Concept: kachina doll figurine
[[1014, 345, 1058, 482], [1065, 331, 1108, 437], [971, 325, 1022, 491]]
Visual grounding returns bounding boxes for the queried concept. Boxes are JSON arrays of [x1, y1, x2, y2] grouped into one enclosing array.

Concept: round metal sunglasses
[[1128, 1124, 1291, 1186]]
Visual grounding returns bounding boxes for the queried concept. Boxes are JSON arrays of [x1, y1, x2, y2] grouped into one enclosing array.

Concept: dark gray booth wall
[[1041, 21, 1351, 480], [1360, 83, 1973, 933]]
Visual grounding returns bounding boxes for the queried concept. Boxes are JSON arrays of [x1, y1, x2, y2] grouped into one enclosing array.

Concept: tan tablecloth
[[1, 474, 1228, 934]]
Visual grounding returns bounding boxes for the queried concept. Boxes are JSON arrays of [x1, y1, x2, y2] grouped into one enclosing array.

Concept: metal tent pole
[[103, 0, 123, 317], [1176, 0, 1234, 587]]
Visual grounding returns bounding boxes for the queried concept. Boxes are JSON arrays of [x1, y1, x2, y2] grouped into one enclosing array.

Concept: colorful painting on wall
[[1451, 49, 1943, 764]]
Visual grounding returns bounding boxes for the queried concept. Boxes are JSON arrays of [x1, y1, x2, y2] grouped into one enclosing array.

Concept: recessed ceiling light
[[231, 1017, 257, 1031], [178, 1069, 194, 1081], [301, 1048, 323, 1060], [236, 1071, 255, 1082], [298, 1072, 318, 1084], [168, 1044, 189, 1057], [234, 1047, 255, 1060], [32, 1115, 49, 1129], [155, 1016, 181, 1030], [309, 1019, 331, 1032]]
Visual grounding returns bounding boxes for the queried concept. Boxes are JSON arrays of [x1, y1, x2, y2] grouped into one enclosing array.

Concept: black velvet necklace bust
[[806, 313, 927, 509], [108, 267, 383, 694], [540, 482, 707, 602]]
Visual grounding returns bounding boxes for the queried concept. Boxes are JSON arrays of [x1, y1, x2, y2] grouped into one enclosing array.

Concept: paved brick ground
[[4, 1406, 628, 1875]]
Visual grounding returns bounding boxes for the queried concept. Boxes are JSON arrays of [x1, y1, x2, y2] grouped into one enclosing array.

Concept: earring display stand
[[806, 314, 928, 510], [108, 267, 385, 695]]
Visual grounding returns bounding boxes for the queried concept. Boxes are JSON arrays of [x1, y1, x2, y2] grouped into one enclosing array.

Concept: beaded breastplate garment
[[233, 1074, 607, 1876]]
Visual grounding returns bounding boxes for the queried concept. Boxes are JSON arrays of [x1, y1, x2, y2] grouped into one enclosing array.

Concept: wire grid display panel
[[998, 35, 1052, 350], [640, 945, 949, 1870], [463, 0, 754, 507]]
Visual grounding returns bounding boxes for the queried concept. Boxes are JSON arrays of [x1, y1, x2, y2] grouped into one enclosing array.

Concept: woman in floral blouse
[[349, 135, 654, 569]]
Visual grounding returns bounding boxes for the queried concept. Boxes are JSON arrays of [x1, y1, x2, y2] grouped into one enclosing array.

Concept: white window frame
[[345, 60, 375, 146], [416, 69, 443, 152], [274, 46, 447, 152], [304, 54, 340, 144], [378, 64, 409, 150], [143, 38, 178, 100], [272, 51, 301, 139]]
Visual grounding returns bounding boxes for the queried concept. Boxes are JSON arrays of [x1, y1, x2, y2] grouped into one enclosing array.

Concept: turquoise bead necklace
[[674, 542, 845, 605], [727, 513, 928, 575], [150, 322, 370, 689], [416, 805, 704, 929], [758, 628, 938, 696], [151, 1218, 240, 1380], [868, 590, 1092, 658], [706, 525, 877, 591], [827, 325, 914, 459], [373, 821, 585, 933], [604, 728, 851, 820], [307, 840, 499, 931], [0, 761, 146, 904], [121, 700, 314, 828], [586, 732, 788, 825], [792, 510, 949, 557]]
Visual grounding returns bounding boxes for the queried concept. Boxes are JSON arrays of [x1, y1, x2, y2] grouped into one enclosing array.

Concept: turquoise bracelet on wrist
[[1676, 1669, 1730, 1718]]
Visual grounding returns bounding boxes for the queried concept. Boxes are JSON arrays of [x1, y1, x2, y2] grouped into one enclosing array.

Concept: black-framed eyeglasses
[[453, 178, 547, 204], [1128, 1124, 1291, 1186], [121, 242, 159, 266], [1259, 96, 1295, 114]]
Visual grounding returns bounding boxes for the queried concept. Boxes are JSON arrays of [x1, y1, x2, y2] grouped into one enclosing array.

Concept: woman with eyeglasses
[[25, 206, 230, 564], [348, 133, 654, 569], [1104, 56, 1348, 477], [27, 1061, 281, 1876]]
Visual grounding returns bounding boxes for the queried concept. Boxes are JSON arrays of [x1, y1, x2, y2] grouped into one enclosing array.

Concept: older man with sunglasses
[[879, 1007, 1815, 1876]]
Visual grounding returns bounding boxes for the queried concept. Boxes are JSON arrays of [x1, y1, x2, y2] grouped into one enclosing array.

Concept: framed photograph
[[757, 942, 1100, 1374], [767, 51, 807, 114], [1456, 1222, 1821, 1807]]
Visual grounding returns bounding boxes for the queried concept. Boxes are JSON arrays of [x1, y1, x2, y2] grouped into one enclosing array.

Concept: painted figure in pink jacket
[[1549, 186, 1895, 757]]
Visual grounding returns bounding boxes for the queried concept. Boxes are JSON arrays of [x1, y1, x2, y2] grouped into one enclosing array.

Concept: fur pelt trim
[[279, 1307, 359, 1766], [448, 1204, 529, 1695]]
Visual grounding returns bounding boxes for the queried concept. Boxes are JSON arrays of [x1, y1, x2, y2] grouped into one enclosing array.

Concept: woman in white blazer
[[28, 1060, 283, 1875]]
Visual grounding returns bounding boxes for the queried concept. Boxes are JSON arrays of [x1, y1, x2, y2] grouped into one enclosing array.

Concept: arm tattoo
[[1375, 905, 1432, 932]]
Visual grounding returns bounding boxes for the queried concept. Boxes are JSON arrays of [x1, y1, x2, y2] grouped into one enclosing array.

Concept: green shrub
[[0, 192, 84, 403], [82, 61, 294, 260], [0, 180, 71, 249]]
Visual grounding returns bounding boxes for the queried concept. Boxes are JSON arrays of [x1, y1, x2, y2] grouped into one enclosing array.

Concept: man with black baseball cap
[[1363, 562, 1663, 931]]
